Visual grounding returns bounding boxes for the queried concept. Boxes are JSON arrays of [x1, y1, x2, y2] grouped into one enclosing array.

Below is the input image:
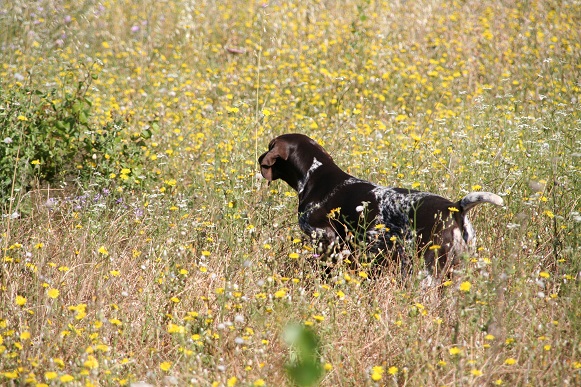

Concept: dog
[[258, 133, 503, 278]]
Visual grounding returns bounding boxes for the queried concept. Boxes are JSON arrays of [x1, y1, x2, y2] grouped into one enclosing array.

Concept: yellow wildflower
[[371, 365, 384, 381], [459, 281, 472, 292]]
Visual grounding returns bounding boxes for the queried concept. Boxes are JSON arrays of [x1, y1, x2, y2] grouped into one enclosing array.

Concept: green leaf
[[55, 120, 68, 132], [141, 129, 152, 139], [286, 363, 323, 387], [79, 110, 88, 125], [284, 324, 323, 387], [72, 100, 83, 114]]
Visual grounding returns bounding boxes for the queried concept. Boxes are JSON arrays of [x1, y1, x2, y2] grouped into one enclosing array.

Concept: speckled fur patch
[[371, 187, 432, 236], [297, 157, 323, 194]]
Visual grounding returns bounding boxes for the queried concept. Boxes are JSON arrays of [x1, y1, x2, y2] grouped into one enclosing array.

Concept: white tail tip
[[459, 192, 504, 212]]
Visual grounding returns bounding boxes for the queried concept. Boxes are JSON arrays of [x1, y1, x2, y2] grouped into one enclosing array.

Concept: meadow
[[1, 0, 580, 385]]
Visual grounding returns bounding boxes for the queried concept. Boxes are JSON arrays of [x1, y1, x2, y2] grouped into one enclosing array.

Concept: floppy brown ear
[[259, 139, 290, 181]]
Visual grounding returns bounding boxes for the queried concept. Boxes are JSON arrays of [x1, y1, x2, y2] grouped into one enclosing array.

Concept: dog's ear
[[258, 139, 290, 181]]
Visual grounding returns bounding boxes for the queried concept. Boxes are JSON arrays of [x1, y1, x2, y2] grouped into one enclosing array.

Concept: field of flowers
[[1, 0, 580, 385]]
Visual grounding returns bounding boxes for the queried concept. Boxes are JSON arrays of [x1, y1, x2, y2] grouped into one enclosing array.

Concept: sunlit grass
[[1, 0, 580, 385]]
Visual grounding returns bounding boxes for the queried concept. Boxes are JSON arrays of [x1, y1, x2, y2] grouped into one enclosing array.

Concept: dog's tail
[[455, 192, 503, 244], [458, 192, 504, 213]]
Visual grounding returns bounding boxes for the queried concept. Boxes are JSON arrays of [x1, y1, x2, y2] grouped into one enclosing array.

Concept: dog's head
[[258, 133, 333, 190]]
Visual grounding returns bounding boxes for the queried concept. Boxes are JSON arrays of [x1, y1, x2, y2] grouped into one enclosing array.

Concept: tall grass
[[1, 0, 580, 385]]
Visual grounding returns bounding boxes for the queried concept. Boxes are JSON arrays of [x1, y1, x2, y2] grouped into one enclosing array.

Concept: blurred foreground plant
[[284, 324, 324, 386]]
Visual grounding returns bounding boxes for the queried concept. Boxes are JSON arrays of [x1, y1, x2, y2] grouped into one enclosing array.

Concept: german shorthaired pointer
[[259, 133, 503, 277]]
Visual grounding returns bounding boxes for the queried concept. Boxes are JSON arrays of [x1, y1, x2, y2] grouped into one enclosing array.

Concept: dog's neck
[[295, 156, 351, 209], [297, 157, 323, 195]]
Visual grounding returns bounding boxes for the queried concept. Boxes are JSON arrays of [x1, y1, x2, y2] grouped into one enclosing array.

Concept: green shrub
[[0, 69, 152, 204]]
